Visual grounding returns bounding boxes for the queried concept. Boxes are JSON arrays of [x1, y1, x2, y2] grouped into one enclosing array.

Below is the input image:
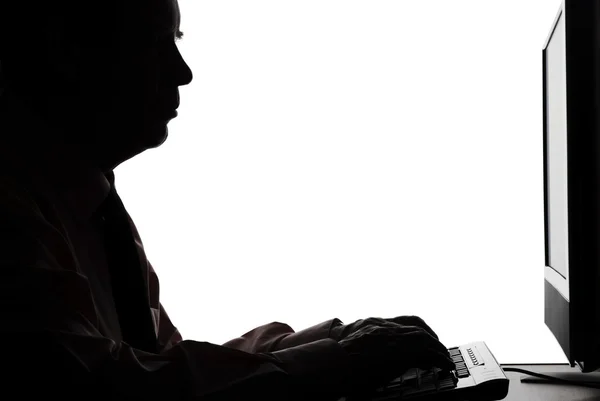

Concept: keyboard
[[359, 341, 509, 401]]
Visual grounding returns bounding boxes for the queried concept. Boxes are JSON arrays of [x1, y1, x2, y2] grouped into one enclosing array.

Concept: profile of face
[[1, 0, 193, 171], [87, 0, 193, 170]]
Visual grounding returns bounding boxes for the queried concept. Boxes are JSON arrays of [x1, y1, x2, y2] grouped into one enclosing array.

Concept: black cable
[[502, 367, 600, 389]]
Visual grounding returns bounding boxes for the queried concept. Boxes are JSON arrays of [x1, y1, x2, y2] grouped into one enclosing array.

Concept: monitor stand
[[520, 371, 600, 386]]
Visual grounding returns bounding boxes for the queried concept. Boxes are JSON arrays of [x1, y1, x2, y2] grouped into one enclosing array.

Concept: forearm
[[223, 318, 345, 354], [6, 328, 327, 401], [273, 318, 344, 351]]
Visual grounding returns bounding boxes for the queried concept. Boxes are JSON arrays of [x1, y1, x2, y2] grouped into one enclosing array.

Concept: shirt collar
[[60, 167, 113, 222], [7, 147, 114, 223]]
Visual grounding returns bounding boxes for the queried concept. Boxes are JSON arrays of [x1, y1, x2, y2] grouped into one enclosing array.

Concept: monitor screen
[[545, 12, 569, 286]]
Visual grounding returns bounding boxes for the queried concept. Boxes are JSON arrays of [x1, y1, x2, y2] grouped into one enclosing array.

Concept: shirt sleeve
[[156, 302, 184, 352], [223, 319, 345, 353], [0, 189, 350, 400]]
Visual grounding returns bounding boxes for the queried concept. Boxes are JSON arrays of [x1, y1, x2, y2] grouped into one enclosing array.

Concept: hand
[[338, 323, 455, 395], [332, 315, 441, 342]]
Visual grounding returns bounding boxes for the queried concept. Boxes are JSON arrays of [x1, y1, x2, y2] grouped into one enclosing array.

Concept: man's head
[[0, 0, 193, 172]]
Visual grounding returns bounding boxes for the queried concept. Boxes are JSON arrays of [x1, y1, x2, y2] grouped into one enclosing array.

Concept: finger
[[388, 316, 439, 340], [365, 317, 403, 332], [432, 350, 456, 371], [412, 350, 455, 371], [420, 331, 451, 356], [393, 326, 449, 356], [362, 317, 389, 328]]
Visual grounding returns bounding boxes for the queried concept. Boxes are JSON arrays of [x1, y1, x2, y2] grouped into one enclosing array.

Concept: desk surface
[[501, 364, 600, 401]]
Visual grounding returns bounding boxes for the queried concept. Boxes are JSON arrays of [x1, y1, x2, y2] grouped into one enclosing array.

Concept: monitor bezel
[[542, 7, 569, 300], [543, 0, 600, 372], [542, 2, 571, 365]]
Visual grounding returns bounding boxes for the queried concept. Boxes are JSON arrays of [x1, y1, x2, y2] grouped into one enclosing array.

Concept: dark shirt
[[0, 104, 349, 399]]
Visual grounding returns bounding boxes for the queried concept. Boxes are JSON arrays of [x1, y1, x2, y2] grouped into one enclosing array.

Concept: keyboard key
[[439, 376, 457, 386], [438, 379, 457, 390], [420, 382, 437, 393], [377, 360, 465, 400], [403, 369, 418, 381], [403, 383, 436, 397]]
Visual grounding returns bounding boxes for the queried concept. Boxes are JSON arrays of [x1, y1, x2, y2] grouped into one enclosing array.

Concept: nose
[[174, 45, 193, 87]]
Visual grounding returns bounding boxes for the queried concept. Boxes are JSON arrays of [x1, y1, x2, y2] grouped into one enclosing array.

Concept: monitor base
[[520, 371, 600, 386]]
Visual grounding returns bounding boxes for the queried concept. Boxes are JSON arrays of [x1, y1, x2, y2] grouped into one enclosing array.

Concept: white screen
[[546, 13, 570, 285], [115, 0, 570, 364]]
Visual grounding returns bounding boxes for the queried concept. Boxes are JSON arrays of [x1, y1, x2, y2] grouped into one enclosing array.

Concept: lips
[[153, 93, 180, 118], [154, 102, 179, 115], [158, 109, 178, 119], [148, 106, 178, 120], [160, 104, 179, 116]]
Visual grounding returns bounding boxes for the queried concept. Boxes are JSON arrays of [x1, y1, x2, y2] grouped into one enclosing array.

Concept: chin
[[108, 121, 170, 167], [147, 123, 169, 148], [135, 117, 170, 150]]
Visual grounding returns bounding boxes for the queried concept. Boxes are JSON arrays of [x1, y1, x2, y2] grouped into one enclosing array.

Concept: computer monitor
[[543, 0, 600, 374]]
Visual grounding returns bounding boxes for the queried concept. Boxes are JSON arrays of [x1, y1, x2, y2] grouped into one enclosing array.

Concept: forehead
[[130, 0, 181, 35], [154, 0, 181, 32]]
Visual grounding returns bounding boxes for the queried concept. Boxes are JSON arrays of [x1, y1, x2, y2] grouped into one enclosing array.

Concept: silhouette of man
[[0, 0, 454, 399]]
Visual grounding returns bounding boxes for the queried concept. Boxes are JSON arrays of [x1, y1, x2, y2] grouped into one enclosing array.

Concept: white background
[[115, 0, 567, 364]]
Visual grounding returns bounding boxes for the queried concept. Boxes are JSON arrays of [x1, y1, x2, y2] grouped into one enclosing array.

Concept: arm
[[222, 319, 345, 353], [6, 325, 349, 400], [0, 193, 349, 400]]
